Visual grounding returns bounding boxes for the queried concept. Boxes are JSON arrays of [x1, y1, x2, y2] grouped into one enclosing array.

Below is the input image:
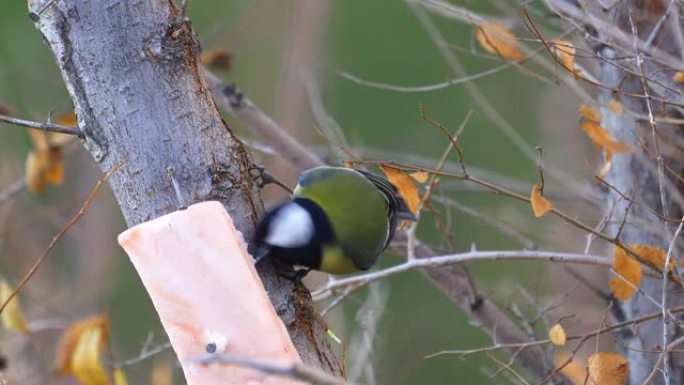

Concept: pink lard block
[[118, 201, 302, 385]]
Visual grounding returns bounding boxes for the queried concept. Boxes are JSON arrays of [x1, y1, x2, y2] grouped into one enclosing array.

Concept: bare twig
[[0, 159, 126, 314], [434, 196, 537, 249], [643, 335, 684, 385], [351, 158, 673, 279], [313, 250, 611, 297], [194, 353, 348, 385], [338, 64, 512, 93], [428, 304, 684, 358], [0, 113, 82, 137], [114, 341, 172, 368], [202, 68, 324, 171], [0, 178, 27, 206], [659, 216, 684, 383]]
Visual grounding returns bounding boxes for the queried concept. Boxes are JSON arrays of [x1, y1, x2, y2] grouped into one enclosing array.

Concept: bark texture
[[591, 2, 684, 384], [27, 0, 340, 374]]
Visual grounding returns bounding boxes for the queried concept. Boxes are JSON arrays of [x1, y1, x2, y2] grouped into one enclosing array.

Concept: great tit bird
[[253, 166, 416, 275]]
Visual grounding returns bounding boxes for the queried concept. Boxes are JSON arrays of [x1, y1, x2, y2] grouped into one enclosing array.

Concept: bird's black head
[[253, 198, 334, 270]]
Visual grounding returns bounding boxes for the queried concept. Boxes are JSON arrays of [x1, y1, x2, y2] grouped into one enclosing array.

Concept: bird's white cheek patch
[[265, 202, 314, 247]]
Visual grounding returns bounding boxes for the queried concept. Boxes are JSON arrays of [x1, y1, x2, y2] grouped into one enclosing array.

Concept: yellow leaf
[[608, 99, 623, 116], [629, 243, 672, 270], [113, 368, 128, 385], [475, 22, 523, 61], [71, 325, 109, 385], [588, 352, 629, 385], [151, 360, 173, 385], [0, 280, 29, 334], [553, 39, 576, 74], [26, 151, 47, 193], [530, 183, 553, 218], [673, 72, 684, 84], [28, 128, 49, 150], [379, 165, 420, 217], [554, 353, 587, 385], [611, 246, 642, 301], [580, 121, 633, 154], [25, 129, 66, 194], [548, 323, 566, 346], [342, 161, 354, 169], [200, 49, 232, 70], [56, 314, 109, 375], [579, 104, 602, 122], [409, 171, 429, 184], [56, 113, 78, 127]]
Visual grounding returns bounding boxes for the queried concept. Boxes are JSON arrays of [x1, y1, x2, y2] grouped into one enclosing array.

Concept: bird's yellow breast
[[319, 245, 359, 275]]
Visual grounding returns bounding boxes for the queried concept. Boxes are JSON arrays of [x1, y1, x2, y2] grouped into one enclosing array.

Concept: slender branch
[[202, 68, 324, 171], [194, 354, 348, 385], [432, 197, 537, 249], [0, 113, 82, 137], [429, 304, 684, 358], [0, 160, 126, 314], [313, 250, 611, 296], [0, 178, 27, 206], [659, 216, 684, 383], [338, 64, 512, 93], [643, 335, 684, 385], [352, 158, 673, 279], [114, 341, 172, 368]]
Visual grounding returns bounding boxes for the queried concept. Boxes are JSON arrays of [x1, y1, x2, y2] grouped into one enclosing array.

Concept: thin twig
[[0, 159, 126, 314], [351, 158, 673, 280], [202, 68, 323, 171], [0, 113, 82, 137], [338, 64, 512, 93], [114, 341, 172, 368], [194, 354, 348, 385], [658, 216, 684, 383], [0, 178, 27, 206], [428, 304, 684, 358], [643, 335, 684, 385], [313, 250, 611, 297]]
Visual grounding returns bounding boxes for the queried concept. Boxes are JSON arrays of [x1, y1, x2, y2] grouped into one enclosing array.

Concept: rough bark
[[26, 0, 340, 374], [590, 3, 684, 384]]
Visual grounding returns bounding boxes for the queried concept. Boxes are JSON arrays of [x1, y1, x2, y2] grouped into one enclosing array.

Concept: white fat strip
[[264, 202, 314, 247]]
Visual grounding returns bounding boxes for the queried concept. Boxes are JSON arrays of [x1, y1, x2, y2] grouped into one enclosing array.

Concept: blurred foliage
[[0, 1, 572, 384]]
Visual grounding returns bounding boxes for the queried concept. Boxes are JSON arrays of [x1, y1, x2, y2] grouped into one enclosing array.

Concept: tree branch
[[27, 0, 339, 374], [0, 113, 82, 137]]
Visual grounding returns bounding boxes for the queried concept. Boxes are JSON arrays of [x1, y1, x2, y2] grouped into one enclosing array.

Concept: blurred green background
[[0, 1, 598, 384]]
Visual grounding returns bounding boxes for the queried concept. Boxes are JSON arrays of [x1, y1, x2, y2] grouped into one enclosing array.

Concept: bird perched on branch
[[253, 166, 416, 275]]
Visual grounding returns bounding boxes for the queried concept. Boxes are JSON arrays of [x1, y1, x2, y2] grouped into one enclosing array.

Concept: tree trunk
[[587, 2, 684, 384], [27, 0, 340, 374]]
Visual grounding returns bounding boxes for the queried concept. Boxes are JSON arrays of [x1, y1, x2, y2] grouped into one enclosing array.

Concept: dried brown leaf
[[409, 171, 429, 184], [629, 243, 673, 271], [379, 165, 420, 216], [587, 352, 629, 385], [0, 280, 28, 334], [56, 314, 109, 375], [579, 104, 602, 122], [549, 323, 566, 346], [611, 246, 642, 301], [530, 183, 553, 218], [475, 22, 523, 61], [673, 71, 684, 84], [608, 99, 623, 116], [553, 39, 576, 75]]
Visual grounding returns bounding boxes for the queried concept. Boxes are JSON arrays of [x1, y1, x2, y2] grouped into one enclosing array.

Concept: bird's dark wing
[[354, 169, 416, 249]]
